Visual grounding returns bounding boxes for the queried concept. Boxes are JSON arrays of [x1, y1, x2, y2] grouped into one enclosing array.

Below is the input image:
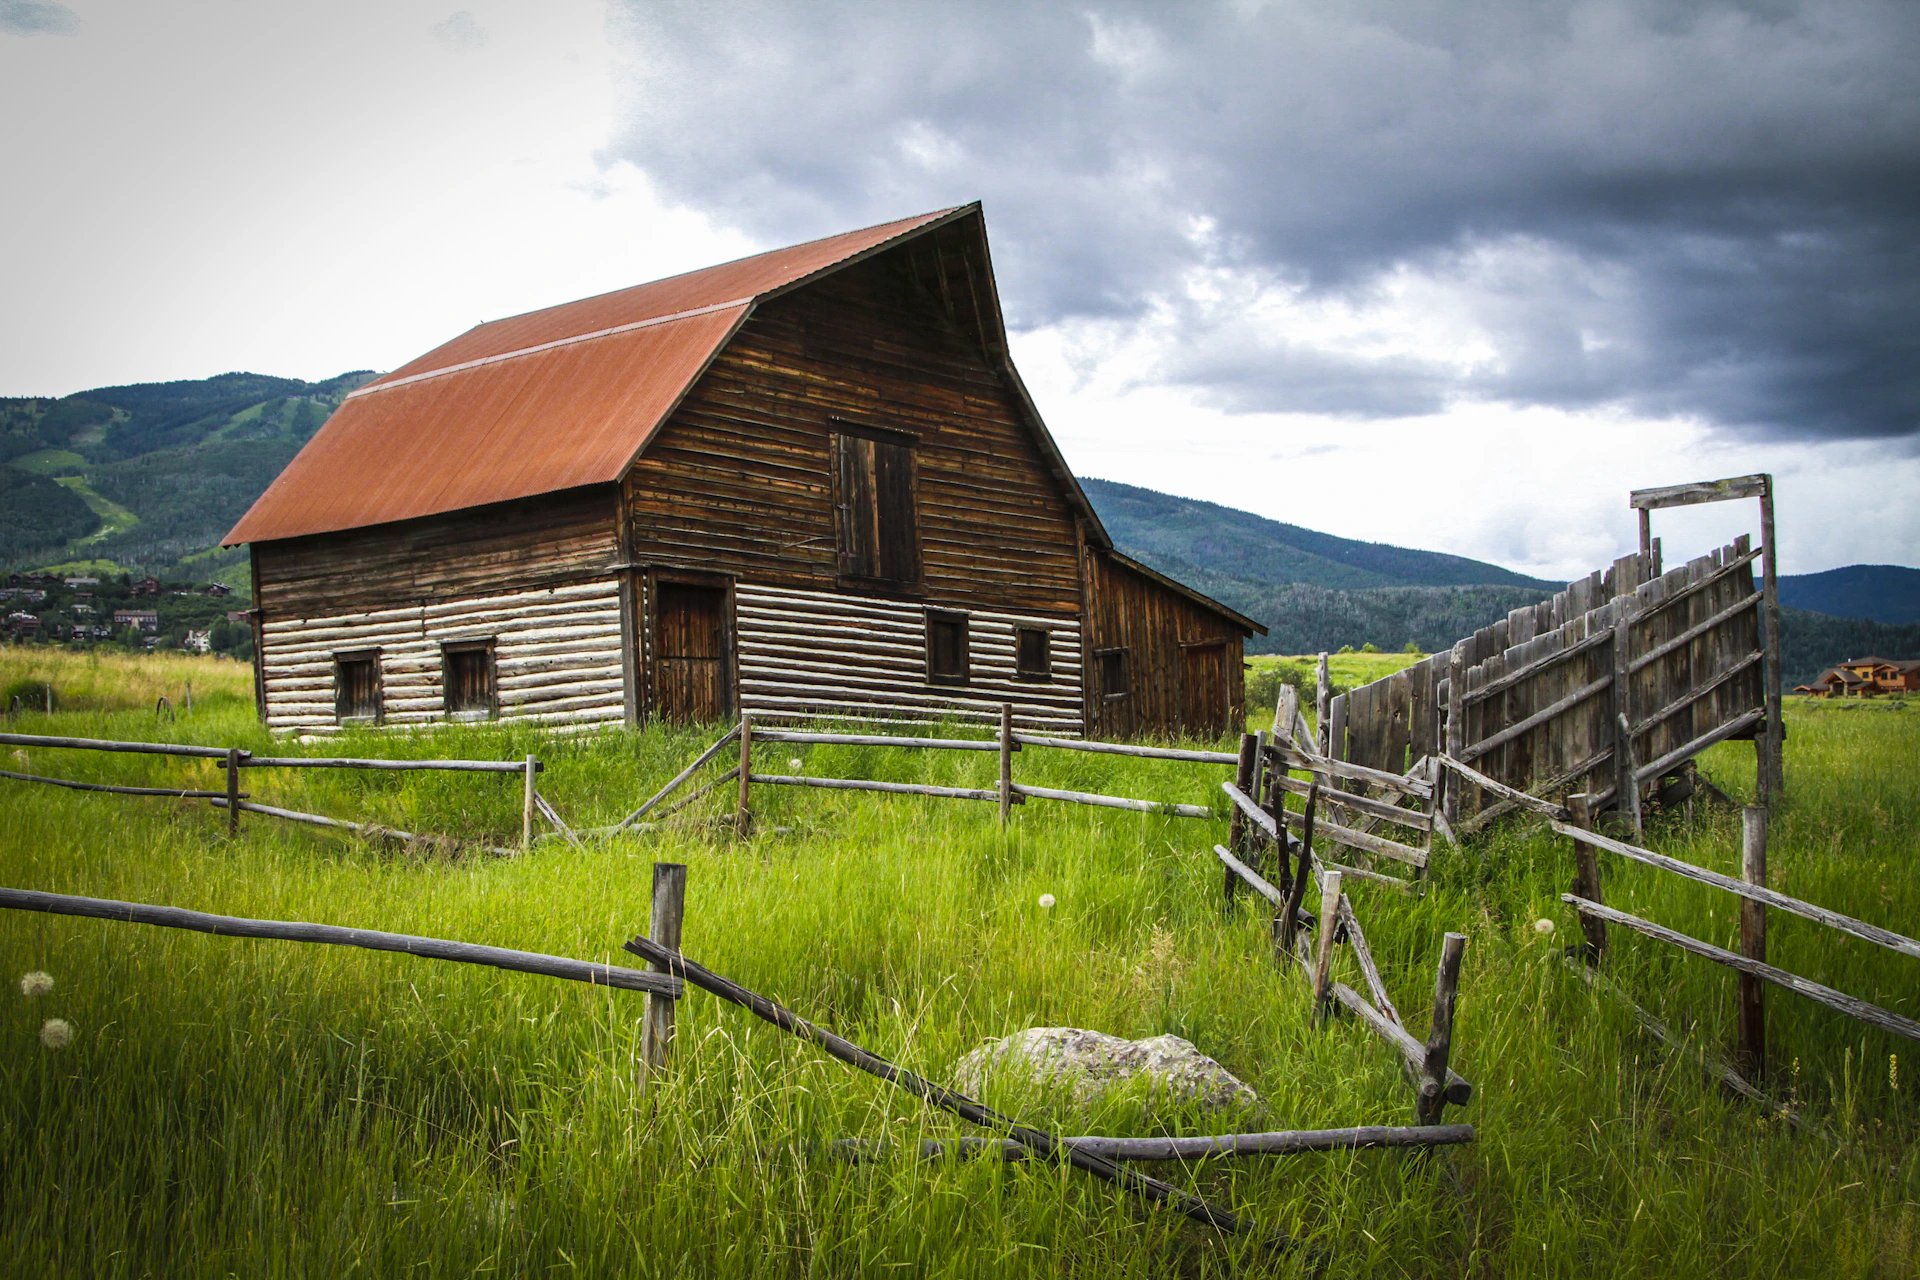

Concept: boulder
[[951, 1027, 1259, 1112]]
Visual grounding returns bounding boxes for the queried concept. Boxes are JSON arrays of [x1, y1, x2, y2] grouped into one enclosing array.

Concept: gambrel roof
[[224, 205, 1106, 551]]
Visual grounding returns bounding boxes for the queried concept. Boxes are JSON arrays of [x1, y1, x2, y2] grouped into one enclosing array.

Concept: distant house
[[202, 582, 234, 597], [1801, 657, 1919, 697], [131, 577, 162, 598], [224, 204, 1263, 738], [6, 612, 40, 638], [184, 629, 212, 654], [113, 609, 159, 632], [63, 576, 100, 588]]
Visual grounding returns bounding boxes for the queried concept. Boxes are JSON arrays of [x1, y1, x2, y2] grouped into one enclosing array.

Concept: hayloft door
[[1181, 642, 1230, 740], [653, 581, 732, 724]]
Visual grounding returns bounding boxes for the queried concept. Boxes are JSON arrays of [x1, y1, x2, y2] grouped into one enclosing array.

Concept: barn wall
[[253, 487, 619, 619], [622, 253, 1083, 617], [734, 582, 1083, 732], [1083, 553, 1246, 741], [257, 580, 624, 734]]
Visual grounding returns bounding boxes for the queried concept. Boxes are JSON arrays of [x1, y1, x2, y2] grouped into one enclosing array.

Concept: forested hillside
[[1, 371, 374, 586]]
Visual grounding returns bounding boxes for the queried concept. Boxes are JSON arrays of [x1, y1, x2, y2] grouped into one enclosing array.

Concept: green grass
[[8, 448, 88, 476], [0, 653, 1915, 1276], [51, 473, 140, 545]]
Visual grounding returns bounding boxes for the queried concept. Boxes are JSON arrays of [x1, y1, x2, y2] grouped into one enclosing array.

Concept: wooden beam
[[1456, 674, 1613, 764], [1630, 474, 1770, 510]]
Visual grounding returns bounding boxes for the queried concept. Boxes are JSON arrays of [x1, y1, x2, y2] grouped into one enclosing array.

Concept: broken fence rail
[[624, 933, 1272, 1243], [210, 797, 521, 859], [834, 1124, 1473, 1162], [0, 731, 540, 773], [0, 885, 681, 997]]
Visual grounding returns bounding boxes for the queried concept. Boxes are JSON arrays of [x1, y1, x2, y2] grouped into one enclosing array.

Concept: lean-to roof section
[[224, 208, 964, 545]]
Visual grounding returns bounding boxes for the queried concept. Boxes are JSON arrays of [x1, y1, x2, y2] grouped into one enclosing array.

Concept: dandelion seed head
[[1533, 918, 1555, 935], [788, 758, 803, 771], [39, 1018, 73, 1050], [19, 971, 52, 998], [1038, 893, 1056, 909]]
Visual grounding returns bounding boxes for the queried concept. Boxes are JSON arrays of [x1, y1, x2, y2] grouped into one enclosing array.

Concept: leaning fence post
[[1416, 933, 1468, 1124], [999, 703, 1014, 828], [736, 714, 753, 836], [1567, 793, 1606, 960], [1444, 645, 1465, 829], [642, 861, 687, 1085], [1281, 779, 1318, 957], [1226, 732, 1258, 913], [1739, 806, 1768, 1076], [522, 755, 536, 853], [225, 747, 243, 837], [1310, 869, 1343, 1025], [1315, 652, 1331, 756]]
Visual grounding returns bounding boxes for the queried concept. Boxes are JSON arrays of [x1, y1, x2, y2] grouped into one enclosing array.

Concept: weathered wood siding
[[1083, 552, 1246, 741], [733, 583, 1083, 731], [258, 581, 624, 733], [622, 253, 1083, 616], [253, 487, 619, 618]]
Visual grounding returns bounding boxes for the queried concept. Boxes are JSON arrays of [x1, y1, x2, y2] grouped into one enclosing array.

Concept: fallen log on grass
[[832, 1124, 1473, 1162], [1, 767, 242, 800], [0, 886, 682, 997], [209, 798, 519, 859]]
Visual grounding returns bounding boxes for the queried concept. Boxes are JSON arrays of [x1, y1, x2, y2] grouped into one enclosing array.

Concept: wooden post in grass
[[1567, 793, 1606, 961], [1739, 806, 1768, 1076], [522, 755, 536, 853], [185, 682, 193, 716], [736, 715, 753, 837], [642, 862, 687, 1084], [1310, 869, 1343, 1025], [1416, 933, 1468, 1124], [225, 748, 243, 837], [999, 704, 1015, 828], [1758, 477, 1783, 803], [1315, 653, 1331, 755], [1227, 732, 1258, 912], [1281, 780, 1319, 956], [1444, 646, 1465, 829]]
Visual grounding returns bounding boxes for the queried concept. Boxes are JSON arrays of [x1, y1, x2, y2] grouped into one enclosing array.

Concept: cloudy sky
[[3, 0, 1915, 580]]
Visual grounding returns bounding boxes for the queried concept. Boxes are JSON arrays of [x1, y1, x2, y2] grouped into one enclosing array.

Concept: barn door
[[1181, 642, 1229, 740], [653, 582, 732, 724]]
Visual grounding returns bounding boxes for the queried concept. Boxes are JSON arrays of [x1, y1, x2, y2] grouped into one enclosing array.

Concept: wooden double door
[[1181, 642, 1231, 739], [650, 579, 734, 725]]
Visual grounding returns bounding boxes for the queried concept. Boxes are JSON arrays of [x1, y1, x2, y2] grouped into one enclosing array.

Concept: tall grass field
[[1, 649, 1915, 1276]]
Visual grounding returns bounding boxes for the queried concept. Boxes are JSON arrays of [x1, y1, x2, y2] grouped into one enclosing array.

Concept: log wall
[[257, 580, 625, 734]]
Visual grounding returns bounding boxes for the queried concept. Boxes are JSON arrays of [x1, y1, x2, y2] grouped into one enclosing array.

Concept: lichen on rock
[[952, 1027, 1259, 1114]]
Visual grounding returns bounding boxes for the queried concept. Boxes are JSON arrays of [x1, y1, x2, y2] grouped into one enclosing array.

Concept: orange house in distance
[[1796, 657, 1920, 697]]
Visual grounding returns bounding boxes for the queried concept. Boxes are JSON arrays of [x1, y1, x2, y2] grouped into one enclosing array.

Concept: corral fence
[[1318, 474, 1782, 836], [0, 731, 555, 857], [612, 709, 1239, 835]]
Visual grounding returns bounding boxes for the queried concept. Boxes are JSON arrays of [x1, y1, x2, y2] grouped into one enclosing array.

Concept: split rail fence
[[0, 731, 552, 856], [1316, 474, 1782, 836], [1555, 796, 1918, 1116]]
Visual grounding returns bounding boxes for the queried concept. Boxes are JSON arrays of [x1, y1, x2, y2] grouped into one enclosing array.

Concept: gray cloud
[[1, 1, 79, 36], [606, 0, 1920, 441]]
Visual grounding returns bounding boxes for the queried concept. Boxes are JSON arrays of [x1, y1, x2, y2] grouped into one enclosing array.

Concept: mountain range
[[4, 372, 1915, 681]]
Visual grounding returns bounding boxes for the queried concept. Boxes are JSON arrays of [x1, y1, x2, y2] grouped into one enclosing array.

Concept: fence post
[[642, 861, 687, 1086], [1281, 779, 1318, 958], [999, 703, 1014, 828], [1226, 732, 1257, 913], [1567, 793, 1606, 961], [1739, 806, 1768, 1076], [185, 681, 193, 716], [522, 755, 536, 853], [1310, 869, 1343, 1025], [225, 747, 243, 837], [736, 714, 753, 837], [1315, 652, 1331, 756], [1444, 646, 1464, 829], [1416, 933, 1468, 1124], [1612, 598, 1643, 834], [1757, 477, 1784, 802]]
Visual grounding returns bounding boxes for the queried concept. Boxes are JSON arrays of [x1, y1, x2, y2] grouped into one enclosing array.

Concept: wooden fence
[[0, 731, 548, 856], [1558, 799, 1918, 1117], [1314, 475, 1782, 834]]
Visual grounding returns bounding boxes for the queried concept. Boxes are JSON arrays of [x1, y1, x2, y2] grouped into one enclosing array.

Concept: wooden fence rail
[[839, 1124, 1473, 1162], [0, 886, 681, 996]]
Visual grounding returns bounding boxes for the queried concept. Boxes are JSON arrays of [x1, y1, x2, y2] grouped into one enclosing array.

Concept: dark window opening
[[443, 641, 497, 717], [926, 611, 969, 685], [1015, 627, 1051, 682], [334, 651, 381, 722], [834, 427, 919, 584], [1097, 648, 1130, 700]]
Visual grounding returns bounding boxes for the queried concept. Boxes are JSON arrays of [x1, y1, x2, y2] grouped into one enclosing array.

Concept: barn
[[224, 204, 1262, 741]]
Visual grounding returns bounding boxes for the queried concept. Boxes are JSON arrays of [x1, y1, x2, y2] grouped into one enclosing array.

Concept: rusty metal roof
[[224, 207, 965, 545]]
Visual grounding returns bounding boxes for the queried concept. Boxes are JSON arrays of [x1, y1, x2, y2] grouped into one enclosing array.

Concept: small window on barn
[[1015, 627, 1051, 682], [1096, 647, 1130, 701], [926, 610, 969, 685], [833, 425, 919, 584], [334, 651, 382, 723], [442, 640, 497, 720]]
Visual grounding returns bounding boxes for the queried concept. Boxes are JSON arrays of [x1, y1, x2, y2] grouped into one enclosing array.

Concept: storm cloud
[[607, 0, 1920, 440]]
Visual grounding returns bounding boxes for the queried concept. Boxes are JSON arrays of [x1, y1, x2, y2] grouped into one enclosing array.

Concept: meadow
[[0, 648, 1915, 1277]]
